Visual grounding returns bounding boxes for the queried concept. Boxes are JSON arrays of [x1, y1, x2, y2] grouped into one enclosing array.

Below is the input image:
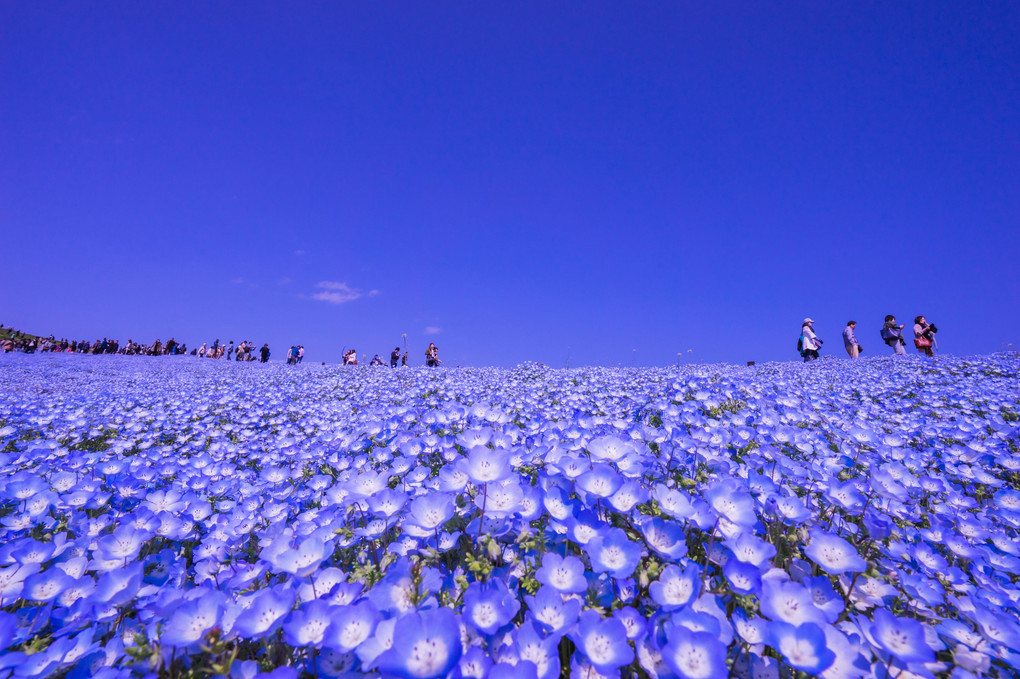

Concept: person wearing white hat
[[800, 318, 822, 362]]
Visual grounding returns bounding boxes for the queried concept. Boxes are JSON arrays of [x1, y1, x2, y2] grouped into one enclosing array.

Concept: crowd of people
[[799, 315, 938, 362], [0, 327, 273, 363], [341, 343, 440, 367]]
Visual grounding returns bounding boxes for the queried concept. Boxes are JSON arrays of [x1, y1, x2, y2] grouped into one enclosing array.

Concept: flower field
[[1, 353, 1019, 679]]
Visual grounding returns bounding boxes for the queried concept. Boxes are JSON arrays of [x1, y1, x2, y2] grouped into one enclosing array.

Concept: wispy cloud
[[311, 281, 362, 305], [424, 326, 442, 335], [368, 289, 380, 297], [230, 277, 245, 285]]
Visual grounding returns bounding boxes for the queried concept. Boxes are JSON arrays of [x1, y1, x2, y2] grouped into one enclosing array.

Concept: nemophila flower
[[261, 534, 331, 578], [759, 579, 828, 626], [0, 611, 16, 649], [283, 601, 335, 650], [649, 563, 701, 610], [553, 454, 590, 479], [513, 619, 561, 679], [732, 609, 768, 645], [607, 480, 648, 513], [0, 563, 40, 603], [462, 579, 519, 636], [457, 646, 492, 679], [723, 557, 761, 596], [535, 553, 587, 594], [91, 562, 143, 606], [10, 538, 57, 566], [404, 492, 455, 535], [867, 608, 935, 664], [802, 576, 844, 623], [94, 525, 151, 564], [525, 586, 581, 634], [462, 446, 511, 485], [322, 600, 380, 652], [703, 479, 757, 527], [541, 484, 578, 521], [805, 529, 867, 574], [587, 435, 636, 463], [585, 527, 643, 579], [576, 463, 623, 499], [161, 590, 224, 647], [568, 610, 634, 675], [233, 587, 296, 638], [22, 568, 74, 603], [765, 621, 835, 673], [973, 604, 1020, 649], [374, 608, 462, 679], [661, 624, 728, 679], [477, 479, 524, 517], [641, 517, 689, 560], [564, 509, 607, 546], [727, 532, 777, 567], [366, 488, 408, 518], [652, 485, 696, 521], [773, 494, 812, 523]]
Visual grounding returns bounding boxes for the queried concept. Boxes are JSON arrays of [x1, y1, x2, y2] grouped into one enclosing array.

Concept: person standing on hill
[[881, 315, 907, 355], [800, 318, 822, 362], [913, 316, 937, 357], [390, 347, 401, 368], [426, 342, 440, 367], [842, 321, 861, 359]]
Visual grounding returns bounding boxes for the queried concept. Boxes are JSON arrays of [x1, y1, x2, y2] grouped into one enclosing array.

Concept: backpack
[[797, 335, 803, 352]]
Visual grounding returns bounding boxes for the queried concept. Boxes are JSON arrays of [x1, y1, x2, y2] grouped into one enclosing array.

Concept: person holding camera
[[881, 315, 907, 355], [913, 316, 937, 357]]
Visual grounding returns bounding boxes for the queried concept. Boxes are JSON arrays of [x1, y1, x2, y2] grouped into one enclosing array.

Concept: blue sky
[[2, 2, 1018, 366]]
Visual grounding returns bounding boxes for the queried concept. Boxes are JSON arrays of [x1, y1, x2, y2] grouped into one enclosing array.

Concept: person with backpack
[[799, 318, 822, 362], [881, 315, 907, 355], [842, 321, 862, 359]]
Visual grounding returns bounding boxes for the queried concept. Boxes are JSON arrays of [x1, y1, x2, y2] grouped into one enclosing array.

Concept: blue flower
[[534, 553, 587, 594], [641, 517, 689, 560], [283, 599, 334, 647], [161, 590, 224, 647], [232, 587, 296, 638], [323, 600, 380, 652], [404, 492, 455, 534], [568, 610, 634, 675], [524, 586, 581, 635], [461, 446, 511, 485], [804, 529, 867, 574], [661, 624, 728, 679], [765, 621, 835, 673], [585, 527, 643, 579], [374, 608, 462, 679], [462, 579, 519, 636], [759, 579, 828, 626], [869, 608, 935, 664], [576, 464, 623, 499], [649, 563, 701, 610], [703, 479, 757, 527], [722, 557, 761, 596]]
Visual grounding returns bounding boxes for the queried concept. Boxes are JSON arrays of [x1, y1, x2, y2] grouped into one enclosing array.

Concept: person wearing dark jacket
[[881, 315, 907, 355]]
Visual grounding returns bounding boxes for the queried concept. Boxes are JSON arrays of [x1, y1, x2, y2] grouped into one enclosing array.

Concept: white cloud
[[367, 289, 380, 297], [424, 326, 442, 335], [311, 281, 362, 305]]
